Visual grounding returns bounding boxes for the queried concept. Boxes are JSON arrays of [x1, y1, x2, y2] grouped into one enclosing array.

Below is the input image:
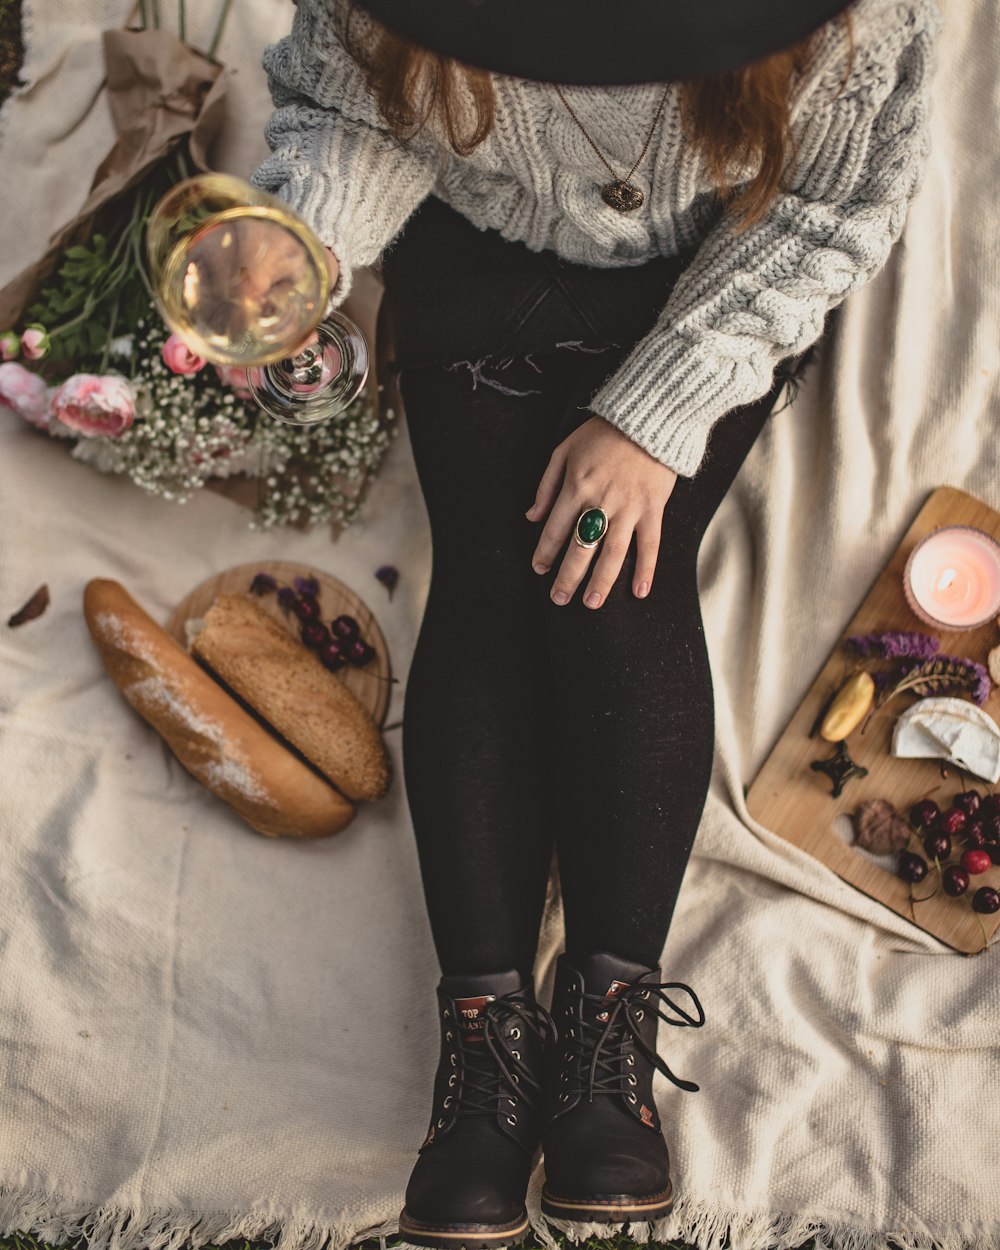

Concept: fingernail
[[636, 581, 649, 597], [585, 592, 601, 608], [533, 562, 549, 574], [552, 590, 568, 605], [525, 506, 536, 517]]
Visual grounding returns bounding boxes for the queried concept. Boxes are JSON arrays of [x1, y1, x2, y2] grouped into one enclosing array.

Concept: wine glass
[[145, 172, 369, 425]]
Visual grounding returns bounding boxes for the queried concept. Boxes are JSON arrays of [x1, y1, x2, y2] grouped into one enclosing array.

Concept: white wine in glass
[[146, 172, 368, 425]]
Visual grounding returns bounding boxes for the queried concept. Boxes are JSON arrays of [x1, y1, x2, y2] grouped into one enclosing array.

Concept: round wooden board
[[165, 561, 392, 728]]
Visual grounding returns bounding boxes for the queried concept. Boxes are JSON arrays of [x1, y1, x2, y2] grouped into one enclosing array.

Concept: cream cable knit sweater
[[250, 0, 944, 478]]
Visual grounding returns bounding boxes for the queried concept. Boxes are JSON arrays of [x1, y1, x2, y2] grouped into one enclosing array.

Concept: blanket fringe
[[4, 1180, 996, 1250], [0, 1183, 400, 1250], [524, 1170, 997, 1250]]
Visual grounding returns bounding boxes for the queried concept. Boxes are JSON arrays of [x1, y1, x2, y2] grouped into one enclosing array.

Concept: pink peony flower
[[51, 373, 135, 438], [214, 364, 253, 401], [0, 361, 50, 428], [0, 330, 21, 361], [21, 324, 51, 361], [162, 334, 207, 375]]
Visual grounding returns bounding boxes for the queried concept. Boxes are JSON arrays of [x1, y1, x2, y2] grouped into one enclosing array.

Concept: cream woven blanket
[[1, 3, 997, 1250]]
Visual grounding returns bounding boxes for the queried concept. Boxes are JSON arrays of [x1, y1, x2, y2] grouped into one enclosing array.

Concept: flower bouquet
[[0, 8, 395, 534]]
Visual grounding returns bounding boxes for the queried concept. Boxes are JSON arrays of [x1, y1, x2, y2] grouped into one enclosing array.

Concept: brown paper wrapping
[[0, 28, 226, 332]]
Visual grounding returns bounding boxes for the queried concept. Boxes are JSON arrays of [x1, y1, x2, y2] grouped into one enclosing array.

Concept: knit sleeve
[[248, 0, 442, 309], [585, 0, 944, 478]]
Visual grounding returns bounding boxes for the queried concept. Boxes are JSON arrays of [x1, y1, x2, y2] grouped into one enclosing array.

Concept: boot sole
[[397, 1206, 530, 1250], [540, 1178, 673, 1223]]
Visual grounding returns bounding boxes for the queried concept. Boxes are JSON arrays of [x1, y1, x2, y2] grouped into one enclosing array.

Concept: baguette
[[190, 592, 391, 801], [83, 578, 356, 838]]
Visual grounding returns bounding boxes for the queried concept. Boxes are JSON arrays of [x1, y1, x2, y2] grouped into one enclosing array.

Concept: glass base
[[247, 311, 369, 425]]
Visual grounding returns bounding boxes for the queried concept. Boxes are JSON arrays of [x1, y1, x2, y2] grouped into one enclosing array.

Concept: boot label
[[640, 1103, 656, 1128], [453, 994, 495, 1044], [596, 978, 630, 1022]]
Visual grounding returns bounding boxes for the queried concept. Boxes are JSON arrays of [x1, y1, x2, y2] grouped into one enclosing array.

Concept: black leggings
[[380, 196, 814, 983]]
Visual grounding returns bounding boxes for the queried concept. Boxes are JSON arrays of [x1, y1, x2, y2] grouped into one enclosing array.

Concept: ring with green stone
[[573, 506, 609, 550]]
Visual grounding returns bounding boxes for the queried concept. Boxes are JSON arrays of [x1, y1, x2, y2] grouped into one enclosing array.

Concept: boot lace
[[561, 974, 705, 1102], [448, 992, 558, 1122]]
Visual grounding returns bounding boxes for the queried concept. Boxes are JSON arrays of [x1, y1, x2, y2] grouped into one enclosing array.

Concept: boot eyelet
[[445, 1030, 453, 1041], [627, 1054, 635, 1066], [567, 1027, 575, 1038], [641, 990, 650, 999], [443, 1009, 450, 1018], [449, 1053, 457, 1067], [628, 1093, 637, 1104], [628, 1074, 637, 1086], [448, 1074, 457, 1087], [559, 1093, 569, 1103], [511, 1050, 520, 1060], [437, 1117, 447, 1127], [565, 1006, 572, 1016], [564, 1051, 572, 1062], [506, 1114, 517, 1125], [635, 1009, 644, 1022], [443, 1096, 453, 1107], [509, 1027, 520, 1039], [508, 1096, 517, 1106], [511, 1073, 520, 1084], [560, 1070, 568, 1081]]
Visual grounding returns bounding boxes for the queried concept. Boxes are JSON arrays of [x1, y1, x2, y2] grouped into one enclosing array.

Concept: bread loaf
[[83, 578, 356, 838], [190, 592, 391, 801]]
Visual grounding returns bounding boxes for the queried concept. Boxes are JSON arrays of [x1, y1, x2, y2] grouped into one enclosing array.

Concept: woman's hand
[[525, 415, 678, 609]]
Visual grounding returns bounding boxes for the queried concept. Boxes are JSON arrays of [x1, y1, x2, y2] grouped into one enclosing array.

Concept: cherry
[[319, 640, 346, 671], [972, 886, 1000, 914], [942, 865, 970, 897], [987, 814, 1000, 839], [954, 790, 982, 816], [985, 841, 1000, 865], [965, 820, 987, 848], [960, 849, 991, 876], [938, 807, 967, 837], [331, 614, 361, 642], [980, 793, 1000, 819], [300, 621, 329, 648], [293, 593, 321, 621], [909, 799, 939, 829], [898, 851, 929, 883], [250, 572, 277, 595], [923, 831, 952, 861], [346, 638, 375, 666]]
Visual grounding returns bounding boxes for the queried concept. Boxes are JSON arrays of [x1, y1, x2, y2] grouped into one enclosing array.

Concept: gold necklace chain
[[554, 83, 671, 213]]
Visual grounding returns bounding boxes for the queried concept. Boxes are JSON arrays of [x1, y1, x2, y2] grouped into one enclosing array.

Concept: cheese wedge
[[891, 697, 1000, 782]]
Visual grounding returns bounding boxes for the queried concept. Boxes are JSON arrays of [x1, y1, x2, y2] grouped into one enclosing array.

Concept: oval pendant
[[600, 181, 644, 212]]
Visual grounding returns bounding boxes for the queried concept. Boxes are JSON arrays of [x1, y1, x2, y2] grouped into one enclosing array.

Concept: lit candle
[[904, 525, 1000, 631]]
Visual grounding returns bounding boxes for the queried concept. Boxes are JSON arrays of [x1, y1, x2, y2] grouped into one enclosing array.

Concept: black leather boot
[[540, 950, 705, 1223], [399, 968, 557, 1249]]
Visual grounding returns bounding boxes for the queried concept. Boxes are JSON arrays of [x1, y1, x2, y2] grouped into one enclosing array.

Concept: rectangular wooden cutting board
[[746, 486, 1000, 954]]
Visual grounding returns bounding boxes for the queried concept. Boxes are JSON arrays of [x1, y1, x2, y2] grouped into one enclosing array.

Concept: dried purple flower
[[845, 630, 940, 661], [249, 572, 277, 596], [375, 564, 399, 600], [293, 574, 320, 597], [878, 654, 993, 711]]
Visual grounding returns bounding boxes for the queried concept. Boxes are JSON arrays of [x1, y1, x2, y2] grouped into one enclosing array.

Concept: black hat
[[352, 0, 855, 85]]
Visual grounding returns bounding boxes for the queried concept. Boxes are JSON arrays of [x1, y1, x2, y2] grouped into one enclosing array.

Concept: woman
[[249, 0, 942, 1243]]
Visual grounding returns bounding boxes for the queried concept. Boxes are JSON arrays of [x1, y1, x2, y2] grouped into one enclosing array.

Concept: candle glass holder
[[145, 172, 368, 426], [903, 524, 1000, 631]]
